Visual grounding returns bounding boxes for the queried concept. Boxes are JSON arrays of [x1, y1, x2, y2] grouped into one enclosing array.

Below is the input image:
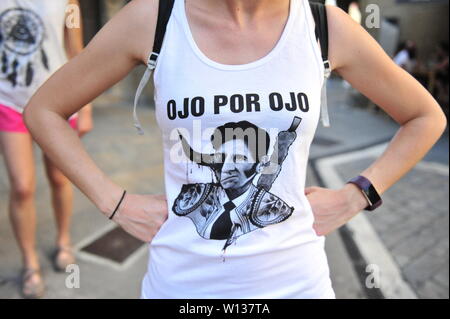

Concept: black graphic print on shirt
[[172, 116, 303, 251], [0, 7, 49, 87]]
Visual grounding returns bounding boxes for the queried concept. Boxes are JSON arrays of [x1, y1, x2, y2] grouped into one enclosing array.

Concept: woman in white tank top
[[23, 0, 447, 299]]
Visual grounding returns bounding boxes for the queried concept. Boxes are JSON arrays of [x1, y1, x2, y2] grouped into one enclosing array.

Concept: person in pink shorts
[[0, 104, 79, 133], [0, 0, 93, 298]]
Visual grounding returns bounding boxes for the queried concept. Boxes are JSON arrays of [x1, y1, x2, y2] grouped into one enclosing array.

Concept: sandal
[[53, 245, 76, 272], [21, 268, 45, 299]]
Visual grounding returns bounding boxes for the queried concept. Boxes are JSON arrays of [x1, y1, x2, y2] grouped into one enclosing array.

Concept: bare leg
[[42, 155, 74, 253], [0, 132, 41, 287]]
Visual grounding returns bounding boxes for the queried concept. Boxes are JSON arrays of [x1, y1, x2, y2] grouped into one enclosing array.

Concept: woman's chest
[[153, 66, 322, 153]]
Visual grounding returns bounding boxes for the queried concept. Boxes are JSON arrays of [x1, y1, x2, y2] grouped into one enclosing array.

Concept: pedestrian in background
[[394, 40, 418, 74], [0, 0, 92, 299]]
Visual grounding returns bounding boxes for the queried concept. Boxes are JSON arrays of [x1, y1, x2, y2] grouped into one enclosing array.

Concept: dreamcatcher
[[0, 0, 49, 87]]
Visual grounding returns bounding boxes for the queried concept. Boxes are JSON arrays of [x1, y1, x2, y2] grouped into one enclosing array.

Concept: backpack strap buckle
[[323, 60, 331, 78], [147, 52, 159, 70]]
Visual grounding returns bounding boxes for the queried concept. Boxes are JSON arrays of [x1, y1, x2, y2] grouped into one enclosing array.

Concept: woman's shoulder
[[125, 0, 159, 27], [102, 0, 160, 66]]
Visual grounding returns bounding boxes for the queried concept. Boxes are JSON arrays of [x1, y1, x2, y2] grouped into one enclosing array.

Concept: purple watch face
[[348, 176, 382, 211]]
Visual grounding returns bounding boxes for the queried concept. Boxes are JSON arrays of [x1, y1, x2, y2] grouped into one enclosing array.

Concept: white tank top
[[0, 0, 69, 113], [141, 0, 335, 298]]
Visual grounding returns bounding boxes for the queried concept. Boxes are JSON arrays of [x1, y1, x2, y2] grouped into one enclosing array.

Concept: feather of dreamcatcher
[[41, 48, 49, 70], [7, 59, 19, 87], [26, 61, 34, 86], [1, 52, 8, 74]]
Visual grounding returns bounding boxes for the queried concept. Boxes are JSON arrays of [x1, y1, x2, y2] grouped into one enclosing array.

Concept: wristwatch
[[347, 176, 383, 211]]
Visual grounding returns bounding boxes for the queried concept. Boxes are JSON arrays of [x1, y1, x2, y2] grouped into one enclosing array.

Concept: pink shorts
[[0, 103, 78, 133]]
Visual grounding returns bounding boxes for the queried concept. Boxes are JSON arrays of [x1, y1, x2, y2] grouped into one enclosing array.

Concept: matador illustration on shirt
[[172, 116, 303, 251]]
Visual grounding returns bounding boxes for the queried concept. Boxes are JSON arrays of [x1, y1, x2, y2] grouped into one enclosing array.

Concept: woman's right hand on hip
[[112, 193, 168, 243]]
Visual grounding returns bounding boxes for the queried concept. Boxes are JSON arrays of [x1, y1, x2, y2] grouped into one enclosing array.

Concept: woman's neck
[[190, 0, 290, 27]]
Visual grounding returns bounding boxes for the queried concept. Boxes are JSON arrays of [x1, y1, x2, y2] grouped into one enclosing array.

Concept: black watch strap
[[347, 176, 383, 211]]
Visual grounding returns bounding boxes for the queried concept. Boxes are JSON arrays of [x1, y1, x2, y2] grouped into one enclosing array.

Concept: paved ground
[[0, 100, 163, 298], [0, 77, 447, 299], [335, 156, 448, 298], [312, 78, 449, 299]]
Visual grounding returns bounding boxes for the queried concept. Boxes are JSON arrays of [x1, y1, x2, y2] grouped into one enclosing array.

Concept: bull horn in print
[[177, 130, 217, 167]]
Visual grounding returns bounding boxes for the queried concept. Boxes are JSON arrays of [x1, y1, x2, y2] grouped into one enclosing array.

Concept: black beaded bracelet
[[109, 190, 127, 220]]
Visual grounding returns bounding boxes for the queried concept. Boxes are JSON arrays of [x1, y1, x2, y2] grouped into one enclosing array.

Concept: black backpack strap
[[147, 0, 175, 69], [309, 1, 331, 128], [133, 0, 175, 135], [309, 1, 329, 67]]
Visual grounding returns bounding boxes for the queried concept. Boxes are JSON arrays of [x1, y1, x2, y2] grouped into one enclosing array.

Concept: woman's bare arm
[[306, 6, 448, 236], [24, 0, 165, 241]]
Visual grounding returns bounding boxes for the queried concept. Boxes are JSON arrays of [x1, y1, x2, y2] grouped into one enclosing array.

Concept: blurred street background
[[0, 0, 448, 299]]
